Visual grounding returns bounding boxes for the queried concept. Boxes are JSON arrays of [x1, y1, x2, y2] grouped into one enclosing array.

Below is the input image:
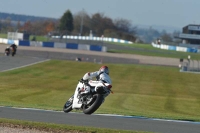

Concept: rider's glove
[[81, 78, 88, 84]]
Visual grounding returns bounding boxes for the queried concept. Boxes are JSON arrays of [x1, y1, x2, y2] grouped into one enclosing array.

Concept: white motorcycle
[[63, 79, 113, 114]]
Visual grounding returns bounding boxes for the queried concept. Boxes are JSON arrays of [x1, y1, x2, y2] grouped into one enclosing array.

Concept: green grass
[[108, 42, 200, 60], [1, 34, 199, 132], [0, 33, 7, 38], [29, 35, 50, 42], [0, 33, 49, 42], [0, 60, 199, 122]]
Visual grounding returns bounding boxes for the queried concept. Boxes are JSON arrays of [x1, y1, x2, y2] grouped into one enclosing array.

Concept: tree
[[90, 13, 116, 36], [17, 21, 21, 30], [59, 10, 74, 34], [45, 21, 55, 34], [73, 10, 91, 36], [114, 18, 132, 32], [90, 13, 105, 36], [22, 21, 32, 33], [113, 18, 137, 42], [160, 33, 172, 42]]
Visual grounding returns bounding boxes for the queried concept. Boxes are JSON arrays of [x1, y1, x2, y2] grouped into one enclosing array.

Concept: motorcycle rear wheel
[[12, 51, 15, 56], [83, 94, 104, 114], [63, 95, 74, 113]]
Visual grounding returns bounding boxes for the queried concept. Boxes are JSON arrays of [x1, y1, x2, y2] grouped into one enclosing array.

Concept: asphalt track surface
[[1, 44, 199, 133], [0, 107, 200, 133], [0, 54, 49, 72], [0, 44, 180, 67]]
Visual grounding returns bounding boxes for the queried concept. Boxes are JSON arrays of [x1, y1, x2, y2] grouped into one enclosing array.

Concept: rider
[[10, 43, 17, 56], [5, 46, 10, 55], [10, 43, 17, 51], [80, 66, 112, 95]]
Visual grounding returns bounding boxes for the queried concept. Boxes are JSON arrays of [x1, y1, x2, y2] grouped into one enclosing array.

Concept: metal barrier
[[0, 38, 107, 52], [179, 55, 200, 73]]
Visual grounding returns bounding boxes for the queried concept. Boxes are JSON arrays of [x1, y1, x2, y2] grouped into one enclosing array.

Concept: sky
[[0, 0, 200, 30]]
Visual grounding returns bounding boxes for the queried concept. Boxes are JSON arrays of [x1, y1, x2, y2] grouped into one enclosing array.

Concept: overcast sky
[[0, 0, 199, 29]]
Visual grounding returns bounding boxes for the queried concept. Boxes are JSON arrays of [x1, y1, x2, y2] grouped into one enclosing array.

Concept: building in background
[[178, 24, 200, 48], [7, 32, 29, 41]]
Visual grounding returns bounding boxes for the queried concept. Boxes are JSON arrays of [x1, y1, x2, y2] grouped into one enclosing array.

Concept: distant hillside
[[135, 24, 181, 33], [0, 12, 57, 22]]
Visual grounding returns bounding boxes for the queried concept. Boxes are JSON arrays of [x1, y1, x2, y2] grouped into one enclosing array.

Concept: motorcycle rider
[[10, 43, 17, 56], [80, 66, 112, 95], [5, 46, 10, 56]]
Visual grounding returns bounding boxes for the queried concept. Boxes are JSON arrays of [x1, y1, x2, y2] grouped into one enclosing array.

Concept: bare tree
[[160, 33, 172, 42], [114, 18, 132, 32], [73, 10, 91, 36]]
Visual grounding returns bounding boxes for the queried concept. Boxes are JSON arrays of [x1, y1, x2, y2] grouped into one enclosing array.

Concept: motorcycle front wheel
[[83, 94, 104, 115], [63, 95, 74, 113]]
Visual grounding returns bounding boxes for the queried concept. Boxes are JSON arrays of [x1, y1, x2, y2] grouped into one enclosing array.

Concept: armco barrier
[[168, 46, 176, 51], [66, 43, 78, 49], [187, 48, 197, 53], [0, 38, 8, 44], [0, 38, 106, 52], [78, 44, 90, 50], [90, 45, 102, 51], [176, 46, 187, 52], [43, 42, 54, 48], [54, 42, 66, 49], [152, 42, 199, 53], [30, 41, 43, 47], [8, 39, 15, 44], [19, 40, 30, 46]]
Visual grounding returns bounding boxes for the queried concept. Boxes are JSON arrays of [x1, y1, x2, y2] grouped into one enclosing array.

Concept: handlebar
[[78, 79, 113, 94]]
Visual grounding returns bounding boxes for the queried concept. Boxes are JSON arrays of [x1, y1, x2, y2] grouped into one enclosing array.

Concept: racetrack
[[0, 107, 200, 133], [0, 44, 179, 67], [0, 54, 49, 72], [1, 44, 196, 133]]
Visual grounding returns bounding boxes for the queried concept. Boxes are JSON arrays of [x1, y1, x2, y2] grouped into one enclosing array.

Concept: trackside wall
[[0, 38, 107, 52]]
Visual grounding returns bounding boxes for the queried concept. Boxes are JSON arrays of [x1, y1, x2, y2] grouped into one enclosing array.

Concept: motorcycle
[[5, 49, 10, 56], [63, 79, 113, 114], [10, 47, 16, 56], [5, 47, 16, 56]]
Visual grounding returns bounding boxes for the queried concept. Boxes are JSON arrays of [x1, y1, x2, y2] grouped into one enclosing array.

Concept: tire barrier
[[152, 42, 198, 53], [51, 35, 133, 44]]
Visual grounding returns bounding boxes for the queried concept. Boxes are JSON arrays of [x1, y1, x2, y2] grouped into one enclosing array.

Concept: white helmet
[[99, 66, 109, 75]]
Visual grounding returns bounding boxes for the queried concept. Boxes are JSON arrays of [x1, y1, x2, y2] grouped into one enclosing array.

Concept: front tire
[[63, 95, 74, 113], [83, 94, 104, 114]]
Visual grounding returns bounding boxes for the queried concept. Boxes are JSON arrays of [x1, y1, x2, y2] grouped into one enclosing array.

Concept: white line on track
[[1, 59, 50, 72], [1, 106, 200, 124]]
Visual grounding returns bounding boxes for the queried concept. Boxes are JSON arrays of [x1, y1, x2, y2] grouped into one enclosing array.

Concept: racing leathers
[[80, 71, 112, 95]]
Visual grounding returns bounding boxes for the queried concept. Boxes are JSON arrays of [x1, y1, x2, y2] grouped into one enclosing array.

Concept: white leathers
[[82, 71, 112, 94]]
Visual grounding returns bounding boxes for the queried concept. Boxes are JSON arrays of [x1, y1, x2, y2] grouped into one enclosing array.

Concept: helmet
[[99, 66, 109, 75]]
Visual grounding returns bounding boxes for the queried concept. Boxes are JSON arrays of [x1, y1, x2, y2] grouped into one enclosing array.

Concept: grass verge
[[0, 60, 199, 122], [106, 42, 200, 60]]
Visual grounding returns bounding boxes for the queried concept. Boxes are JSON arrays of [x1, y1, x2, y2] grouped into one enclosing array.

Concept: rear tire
[[12, 51, 15, 56], [63, 95, 74, 113], [83, 94, 104, 114]]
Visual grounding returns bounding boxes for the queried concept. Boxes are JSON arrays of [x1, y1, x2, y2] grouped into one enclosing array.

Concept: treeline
[[0, 11, 136, 42], [0, 12, 56, 22], [0, 11, 179, 43]]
